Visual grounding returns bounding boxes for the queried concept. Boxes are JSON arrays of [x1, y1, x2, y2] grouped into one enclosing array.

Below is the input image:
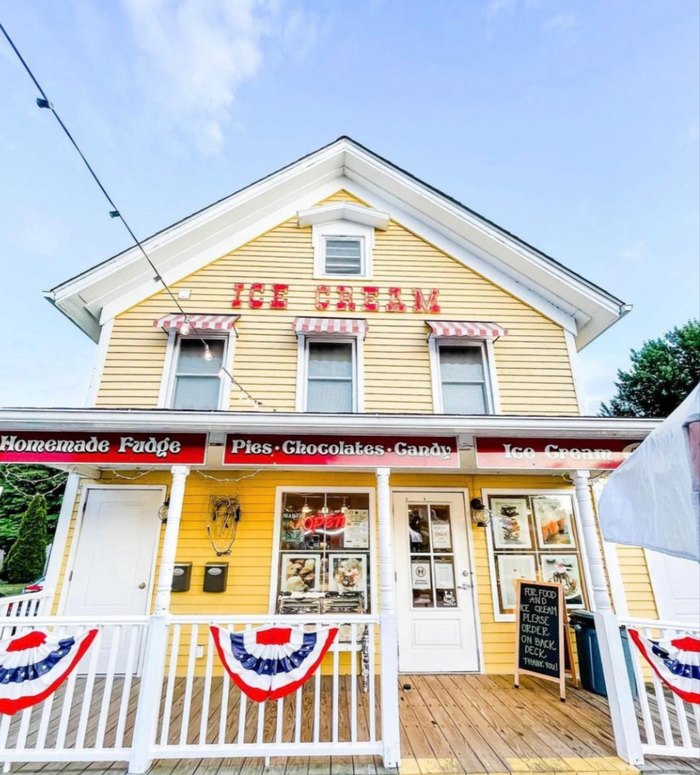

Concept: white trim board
[[46, 138, 627, 348]]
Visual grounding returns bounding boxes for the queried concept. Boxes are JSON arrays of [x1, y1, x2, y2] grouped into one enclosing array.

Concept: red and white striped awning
[[153, 313, 240, 332], [427, 320, 508, 339], [293, 317, 368, 338]]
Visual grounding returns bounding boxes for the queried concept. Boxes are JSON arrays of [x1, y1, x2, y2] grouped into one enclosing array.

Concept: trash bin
[[569, 611, 637, 698]]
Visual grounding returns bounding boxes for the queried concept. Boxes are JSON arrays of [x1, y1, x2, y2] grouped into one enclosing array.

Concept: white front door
[[62, 487, 163, 671], [393, 492, 480, 672]]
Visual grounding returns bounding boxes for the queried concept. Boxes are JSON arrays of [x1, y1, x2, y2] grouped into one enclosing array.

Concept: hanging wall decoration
[[0, 628, 99, 715], [207, 495, 241, 556], [628, 630, 700, 704], [210, 624, 338, 702]]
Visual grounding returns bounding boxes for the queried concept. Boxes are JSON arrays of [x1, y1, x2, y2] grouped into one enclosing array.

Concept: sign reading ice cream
[[475, 437, 639, 470]]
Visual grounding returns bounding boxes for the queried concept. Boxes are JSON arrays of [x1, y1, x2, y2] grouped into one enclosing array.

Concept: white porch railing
[[0, 611, 393, 772], [619, 616, 700, 761], [0, 614, 149, 763], [152, 614, 381, 760], [0, 589, 53, 621]]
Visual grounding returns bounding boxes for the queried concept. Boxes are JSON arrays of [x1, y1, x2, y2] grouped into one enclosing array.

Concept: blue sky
[[1, 0, 698, 412]]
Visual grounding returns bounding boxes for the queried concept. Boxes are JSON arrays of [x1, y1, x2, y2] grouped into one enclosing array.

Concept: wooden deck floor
[[6, 675, 699, 775]]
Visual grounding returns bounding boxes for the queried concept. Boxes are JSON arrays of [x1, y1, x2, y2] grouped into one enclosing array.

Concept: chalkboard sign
[[513, 579, 576, 700]]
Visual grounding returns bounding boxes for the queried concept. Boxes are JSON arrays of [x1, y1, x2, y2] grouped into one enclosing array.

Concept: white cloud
[[541, 12, 578, 32], [122, 0, 317, 153]]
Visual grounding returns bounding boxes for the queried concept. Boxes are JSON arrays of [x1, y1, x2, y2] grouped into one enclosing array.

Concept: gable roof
[[44, 136, 629, 347]]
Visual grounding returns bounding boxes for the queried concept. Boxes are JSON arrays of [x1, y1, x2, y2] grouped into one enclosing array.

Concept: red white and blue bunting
[[628, 629, 700, 704], [0, 629, 98, 715], [211, 624, 338, 703]]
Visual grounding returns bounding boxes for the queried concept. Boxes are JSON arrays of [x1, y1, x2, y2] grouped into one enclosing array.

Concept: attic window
[[324, 237, 364, 275]]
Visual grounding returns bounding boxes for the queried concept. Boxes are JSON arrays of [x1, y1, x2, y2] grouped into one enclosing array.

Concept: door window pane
[[408, 503, 457, 609], [439, 345, 488, 414], [307, 342, 354, 412]]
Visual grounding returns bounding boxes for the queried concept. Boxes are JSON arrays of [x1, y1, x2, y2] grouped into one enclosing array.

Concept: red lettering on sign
[[270, 284, 289, 310], [362, 286, 379, 312], [413, 288, 441, 314], [336, 286, 356, 311], [249, 283, 265, 309], [385, 287, 406, 312], [315, 285, 330, 311], [231, 282, 245, 309]]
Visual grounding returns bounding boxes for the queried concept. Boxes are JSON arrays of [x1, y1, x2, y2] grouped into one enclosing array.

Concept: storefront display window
[[274, 490, 372, 614], [486, 492, 587, 620]]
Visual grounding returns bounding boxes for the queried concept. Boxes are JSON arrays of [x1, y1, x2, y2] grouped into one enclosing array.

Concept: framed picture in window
[[540, 554, 585, 608], [280, 554, 320, 594], [496, 554, 536, 612], [533, 495, 576, 549], [490, 497, 532, 550], [329, 554, 367, 594]]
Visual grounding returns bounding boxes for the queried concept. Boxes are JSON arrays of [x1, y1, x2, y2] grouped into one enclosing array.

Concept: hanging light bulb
[[341, 499, 348, 515], [203, 344, 213, 361], [301, 498, 311, 515], [180, 320, 190, 336]]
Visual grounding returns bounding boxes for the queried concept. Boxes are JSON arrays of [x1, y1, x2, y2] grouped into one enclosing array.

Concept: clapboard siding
[[53, 470, 595, 675], [96, 190, 579, 414]]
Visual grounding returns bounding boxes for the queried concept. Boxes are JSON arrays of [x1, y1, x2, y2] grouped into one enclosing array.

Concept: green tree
[[2, 495, 49, 583], [600, 320, 700, 418], [0, 465, 67, 554]]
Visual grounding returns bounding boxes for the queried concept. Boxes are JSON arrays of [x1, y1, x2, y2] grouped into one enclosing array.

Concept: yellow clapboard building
[[1, 138, 673, 773]]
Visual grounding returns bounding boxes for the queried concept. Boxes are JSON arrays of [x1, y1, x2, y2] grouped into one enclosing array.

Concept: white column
[[154, 464, 189, 614], [591, 476, 629, 617], [43, 472, 81, 612], [129, 464, 189, 774], [376, 467, 400, 769], [573, 470, 643, 766]]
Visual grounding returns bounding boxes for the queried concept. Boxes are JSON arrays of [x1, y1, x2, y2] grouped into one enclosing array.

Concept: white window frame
[[269, 486, 378, 617], [157, 329, 236, 410], [482, 488, 595, 623], [295, 334, 364, 413], [312, 220, 374, 279], [429, 337, 500, 414]]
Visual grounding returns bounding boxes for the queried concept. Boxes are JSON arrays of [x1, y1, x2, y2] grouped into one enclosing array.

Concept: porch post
[[43, 472, 81, 613], [154, 464, 190, 614], [129, 464, 189, 774], [376, 467, 400, 769], [572, 470, 643, 766]]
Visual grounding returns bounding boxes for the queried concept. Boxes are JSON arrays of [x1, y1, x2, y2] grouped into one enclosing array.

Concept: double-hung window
[[438, 343, 490, 414], [171, 337, 226, 410], [428, 320, 507, 415], [306, 340, 356, 413], [155, 313, 238, 410], [294, 317, 367, 413]]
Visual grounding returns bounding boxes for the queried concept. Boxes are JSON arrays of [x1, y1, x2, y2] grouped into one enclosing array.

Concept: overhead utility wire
[[0, 23, 265, 409]]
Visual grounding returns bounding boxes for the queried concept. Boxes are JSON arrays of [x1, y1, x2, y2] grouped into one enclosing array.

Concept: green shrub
[[2, 495, 48, 583]]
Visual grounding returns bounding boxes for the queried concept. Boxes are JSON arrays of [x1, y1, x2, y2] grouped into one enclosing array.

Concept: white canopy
[[599, 384, 700, 562]]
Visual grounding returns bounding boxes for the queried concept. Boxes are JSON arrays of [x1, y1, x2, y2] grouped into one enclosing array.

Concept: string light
[[0, 23, 268, 411], [203, 344, 213, 361]]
